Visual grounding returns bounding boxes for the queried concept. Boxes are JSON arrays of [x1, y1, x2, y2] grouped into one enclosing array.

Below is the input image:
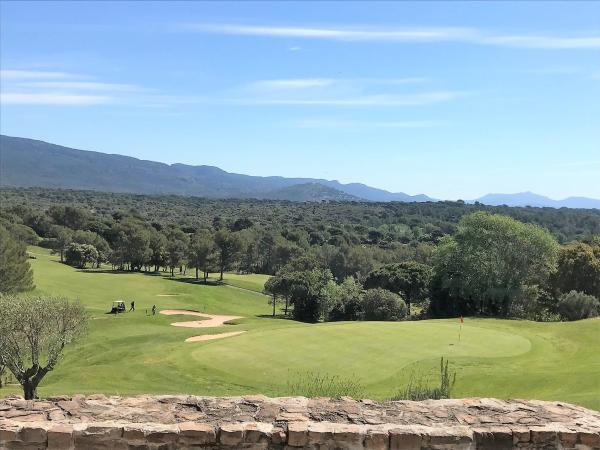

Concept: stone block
[[122, 426, 146, 442], [579, 432, 600, 447], [219, 423, 244, 446], [307, 422, 334, 445], [332, 423, 365, 449], [243, 422, 273, 443], [474, 428, 513, 450], [287, 422, 308, 447], [145, 425, 179, 444], [47, 424, 73, 449], [364, 428, 389, 450], [18, 424, 47, 443], [0, 425, 20, 443], [178, 422, 216, 444], [390, 428, 422, 450]]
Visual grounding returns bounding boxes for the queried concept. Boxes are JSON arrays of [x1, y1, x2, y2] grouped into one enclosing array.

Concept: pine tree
[[0, 225, 35, 294]]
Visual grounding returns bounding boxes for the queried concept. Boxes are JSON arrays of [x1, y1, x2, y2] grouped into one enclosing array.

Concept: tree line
[[2, 192, 599, 323]]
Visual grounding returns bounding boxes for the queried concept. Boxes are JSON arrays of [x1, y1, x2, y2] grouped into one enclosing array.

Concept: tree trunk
[[273, 296, 276, 317], [60, 248, 64, 262], [195, 267, 199, 280], [204, 270, 208, 283], [284, 297, 289, 316], [220, 266, 224, 281], [22, 380, 38, 400]]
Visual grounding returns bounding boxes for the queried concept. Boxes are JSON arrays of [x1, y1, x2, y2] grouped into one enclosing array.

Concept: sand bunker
[[185, 331, 246, 342], [160, 309, 246, 342]]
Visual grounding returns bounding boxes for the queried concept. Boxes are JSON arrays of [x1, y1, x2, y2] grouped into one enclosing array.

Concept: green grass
[[2, 247, 598, 411]]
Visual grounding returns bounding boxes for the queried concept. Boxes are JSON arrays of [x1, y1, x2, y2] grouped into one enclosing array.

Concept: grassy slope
[[4, 247, 598, 410]]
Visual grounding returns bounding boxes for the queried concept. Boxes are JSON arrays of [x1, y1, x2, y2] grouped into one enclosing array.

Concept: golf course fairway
[[2, 247, 598, 411]]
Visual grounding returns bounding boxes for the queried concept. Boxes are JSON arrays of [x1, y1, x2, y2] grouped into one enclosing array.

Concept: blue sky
[[1, 1, 599, 200]]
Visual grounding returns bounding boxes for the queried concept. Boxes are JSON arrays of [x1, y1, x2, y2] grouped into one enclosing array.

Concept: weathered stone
[[47, 424, 73, 449], [145, 424, 179, 444], [0, 425, 21, 442], [287, 422, 308, 447], [474, 427, 513, 450], [244, 422, 273, 443], [364, 428, 389, 450], [219, 423, 244, 446], [177, 422, 216, 444], [0, 395, 598, 449], [390, 427, 422, 450], [18, 424, 46, 443], [579, 431, 600, 447]]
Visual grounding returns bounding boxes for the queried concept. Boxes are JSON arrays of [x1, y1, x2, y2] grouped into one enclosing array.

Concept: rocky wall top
[[1, 395, 599, 449]]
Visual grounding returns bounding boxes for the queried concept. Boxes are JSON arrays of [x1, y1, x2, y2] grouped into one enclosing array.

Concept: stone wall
[[1, 395, 599, 449]]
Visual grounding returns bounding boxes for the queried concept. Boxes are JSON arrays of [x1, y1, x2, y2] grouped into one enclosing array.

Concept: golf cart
[[110, 300, 126, 314]]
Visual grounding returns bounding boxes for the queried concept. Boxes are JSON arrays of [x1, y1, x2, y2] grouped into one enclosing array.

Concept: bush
[[389, 357, 456, 401], [285, 371, 364, 398], [362, 288, 407, 321], [557, 291, 600, 321]]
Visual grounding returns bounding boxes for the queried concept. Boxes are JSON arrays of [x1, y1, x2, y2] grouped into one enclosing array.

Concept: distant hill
[[0, 135, 598, 208], [263, 182, 360, 202], [0, 135, 432, 202], [475, 192, 600, 209]]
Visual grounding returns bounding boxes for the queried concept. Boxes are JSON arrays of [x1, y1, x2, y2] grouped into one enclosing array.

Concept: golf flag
[[459, 316, 463, 341]]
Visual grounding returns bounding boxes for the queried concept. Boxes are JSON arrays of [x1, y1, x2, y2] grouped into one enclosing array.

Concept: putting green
[[0, 247, 597, 411]]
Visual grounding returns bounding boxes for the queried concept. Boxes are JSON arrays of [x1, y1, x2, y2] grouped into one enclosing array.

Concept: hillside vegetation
[[1, 247, 597, 410]]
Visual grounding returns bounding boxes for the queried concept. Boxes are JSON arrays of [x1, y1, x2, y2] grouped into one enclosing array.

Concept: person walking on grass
[[152, 305, 156, 315], [129, 301, 135, 312]]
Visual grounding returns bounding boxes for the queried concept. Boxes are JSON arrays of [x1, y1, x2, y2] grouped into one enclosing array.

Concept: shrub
[[362, 288, 407, 321], [557, 291, 600, 321], [285, 371, 364, 398], [389, 357, 456, 401]]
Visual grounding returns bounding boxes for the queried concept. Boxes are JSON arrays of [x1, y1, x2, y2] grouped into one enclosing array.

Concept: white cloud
[[0, 69, 158, 106], [248, 78, 336, 91], [0, 92, 111, 105], [182, 23, 600, 50], [19, 81, 143, 92], [294, 118, 441, 129], [0, 69, 73, 80], [237, 91, 469, 106]]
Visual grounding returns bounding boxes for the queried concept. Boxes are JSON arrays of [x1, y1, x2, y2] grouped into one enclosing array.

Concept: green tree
[[364, 261, 432, 315], [65, 243, 99, 269], [0, 226, 34, 294], [431, 212, 559, 317], [328, 276, 365, 321], [49, 225, 73, 263], [551, 239, 600, 298], [362, 288, 407, 321], [214, 230, 243, 281], [557, 291, 600, 321], [165, 228, 189, 276], [187, 230, 214, 281], [0, 295, 87, 399]]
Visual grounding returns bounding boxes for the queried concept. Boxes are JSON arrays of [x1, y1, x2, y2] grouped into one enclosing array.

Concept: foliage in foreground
[[389, 357, 456, 401], [557, 291, 600, 321], [0, 225, 34, 294], [0, 295, 88, 399], [284, 371, 365, 399]]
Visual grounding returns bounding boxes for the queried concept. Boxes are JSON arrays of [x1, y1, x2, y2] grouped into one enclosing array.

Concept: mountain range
[[0, 135, 598, 209]]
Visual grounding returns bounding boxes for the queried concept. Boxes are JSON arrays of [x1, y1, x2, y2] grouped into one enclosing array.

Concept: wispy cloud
[[0, 92, 111, 105], [227, 77, 469, 107], [294, 118, 442, 129], [236, 91, 470, 106], [0, 69, 74, 80], [181, 23, 600, 50], [1, 69, 166, 106]]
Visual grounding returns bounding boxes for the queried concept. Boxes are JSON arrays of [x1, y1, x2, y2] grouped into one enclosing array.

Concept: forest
[[1, 187, 599, 323]]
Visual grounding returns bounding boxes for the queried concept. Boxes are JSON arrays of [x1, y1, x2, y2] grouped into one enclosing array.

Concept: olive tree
[[0, 295, 88, 399]]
